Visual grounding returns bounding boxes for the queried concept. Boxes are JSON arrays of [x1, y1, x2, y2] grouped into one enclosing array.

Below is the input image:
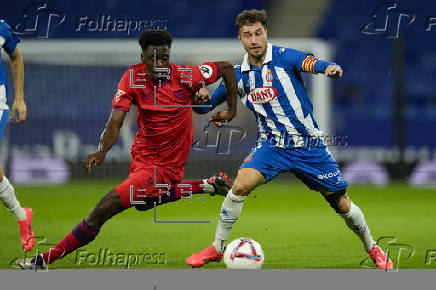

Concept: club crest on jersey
[[248, 87, 277, 104], [199, 65, 213, 79], [174, 89, 184, 100], [266, 69, 273, 82]]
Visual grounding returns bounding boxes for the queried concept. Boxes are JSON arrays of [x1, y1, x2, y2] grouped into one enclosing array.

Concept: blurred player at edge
[[17, 30, 237, 269], [0, 20, 34, 251], [186, 9, 393, 269]]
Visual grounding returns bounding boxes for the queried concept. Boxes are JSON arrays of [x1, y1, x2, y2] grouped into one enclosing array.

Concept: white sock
[[0, 176, 27, 221], [340, 202, 376, 252], [212, 189, 246, 253], [201, 179, 214, 194]]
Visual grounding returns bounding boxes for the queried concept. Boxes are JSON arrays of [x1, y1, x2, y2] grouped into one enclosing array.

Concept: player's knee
[[231, 182, 251, 196], [0, 167, 3, 182], [323, 189, 347, 213], [337, 194, 351, 214]]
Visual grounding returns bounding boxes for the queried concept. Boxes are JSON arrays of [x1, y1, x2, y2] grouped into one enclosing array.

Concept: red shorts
[[115, 166, 179, 208]]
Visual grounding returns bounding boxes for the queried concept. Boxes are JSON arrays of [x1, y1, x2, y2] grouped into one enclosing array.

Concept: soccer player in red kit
[[17, 31, 238, 269]]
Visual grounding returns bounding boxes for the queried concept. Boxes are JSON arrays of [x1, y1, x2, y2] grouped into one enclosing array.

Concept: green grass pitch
[[1, 180, 435, 269]]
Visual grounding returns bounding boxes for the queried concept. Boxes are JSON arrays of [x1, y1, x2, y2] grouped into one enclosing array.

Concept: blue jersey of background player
[[0, 19, 34, 252], [0, 20, 27, 128], [187, 9, 393, 270]]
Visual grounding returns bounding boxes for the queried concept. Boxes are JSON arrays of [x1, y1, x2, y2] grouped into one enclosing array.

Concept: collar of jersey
[[241, 42, 272, 73]]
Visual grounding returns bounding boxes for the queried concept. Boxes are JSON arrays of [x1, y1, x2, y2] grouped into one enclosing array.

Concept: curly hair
[[138, 30, 173, 51], [235, 9, 268, 32]]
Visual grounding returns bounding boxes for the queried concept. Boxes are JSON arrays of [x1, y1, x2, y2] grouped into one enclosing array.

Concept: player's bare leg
[[17, 188, 126, 269], [18, 172, 234, 269], [0, 166, 35, 251], [86, 189, 126, 230], [187, 168, 265, 267], [322, 190, 393, 269]]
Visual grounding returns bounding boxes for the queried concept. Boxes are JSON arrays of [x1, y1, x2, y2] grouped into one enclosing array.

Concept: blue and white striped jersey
[[195, 43, 337, 148], [0, 20, 20, 110]]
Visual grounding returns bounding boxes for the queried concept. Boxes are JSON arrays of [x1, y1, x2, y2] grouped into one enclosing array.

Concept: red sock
[[42, 219, 99, 264], [174, 180, 205, 198]]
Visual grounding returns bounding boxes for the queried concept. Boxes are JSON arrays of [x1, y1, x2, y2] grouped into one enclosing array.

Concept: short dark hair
[[235, 9, 268, 32], [138, 31, 173, 51]]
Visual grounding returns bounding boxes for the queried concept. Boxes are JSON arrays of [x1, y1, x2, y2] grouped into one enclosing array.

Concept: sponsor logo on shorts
[[317, 170, 341, 180], [248, 87, 277, 104]]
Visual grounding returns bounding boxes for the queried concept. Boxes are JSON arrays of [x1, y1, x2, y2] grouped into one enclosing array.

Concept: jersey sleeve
[[284, 48, 336, 74], [0, 20, 20, 54], [179, 62, 220, 92], [112, 70, 134, 111]]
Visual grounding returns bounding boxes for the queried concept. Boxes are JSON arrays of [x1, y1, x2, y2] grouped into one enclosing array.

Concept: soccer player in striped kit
[[0, 19, 34, 251], [187, 9, 393, 269]]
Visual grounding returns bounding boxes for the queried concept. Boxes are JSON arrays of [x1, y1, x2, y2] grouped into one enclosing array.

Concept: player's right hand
[[211, 110, 236, 127], [83, 151, 106, 173], [192, 88, 211, 105], [10, 99, 27, 122]]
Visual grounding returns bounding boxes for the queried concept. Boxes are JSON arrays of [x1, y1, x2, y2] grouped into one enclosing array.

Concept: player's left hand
[[10, 98, 27, 122], [325, 65, 343, 78], [210, 110, 236, 127], [83, 151, 106, 173]]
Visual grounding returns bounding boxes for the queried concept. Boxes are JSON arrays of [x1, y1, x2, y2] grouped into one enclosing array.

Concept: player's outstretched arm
[[83, 109, 126, 173], [291, 49, 343, 79], [211, 61, 238, 126], [8, 48, 27, 122]]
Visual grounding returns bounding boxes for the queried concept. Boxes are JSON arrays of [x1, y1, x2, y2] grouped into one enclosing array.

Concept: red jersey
[[112, 62, 219, 181]]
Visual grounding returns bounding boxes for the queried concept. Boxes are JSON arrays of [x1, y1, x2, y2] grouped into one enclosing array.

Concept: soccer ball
[[223, 237, 264, 269]]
